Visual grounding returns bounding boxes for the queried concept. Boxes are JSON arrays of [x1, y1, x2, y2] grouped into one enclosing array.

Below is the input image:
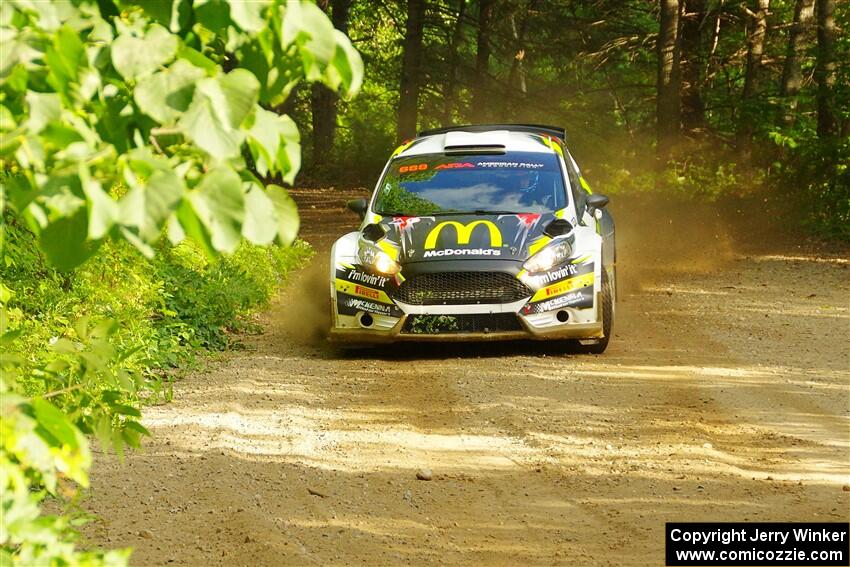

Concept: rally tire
[[583, 269, 613, 354]]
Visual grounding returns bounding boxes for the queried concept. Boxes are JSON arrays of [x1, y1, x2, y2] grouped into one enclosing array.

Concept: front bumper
[[328, 293, 604, 344]]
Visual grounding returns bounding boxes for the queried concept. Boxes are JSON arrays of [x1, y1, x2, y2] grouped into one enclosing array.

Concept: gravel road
[[84, 188, 850, 566]]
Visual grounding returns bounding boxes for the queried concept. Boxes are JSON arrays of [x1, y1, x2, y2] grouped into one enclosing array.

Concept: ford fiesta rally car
[[329, 124, 615, 353]]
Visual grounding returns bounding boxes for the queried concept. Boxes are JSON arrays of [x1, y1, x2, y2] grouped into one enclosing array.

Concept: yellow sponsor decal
[[531, 272, 595, 302], [335, 279, 393, 304], [527, 235, 551, 256], [579, 176, 593, 195], [424, 220, 503, 249]]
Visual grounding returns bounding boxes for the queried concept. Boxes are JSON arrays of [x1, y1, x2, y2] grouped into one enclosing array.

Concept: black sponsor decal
[[523, 288, 594, 314], [336, 292, 403, 318]]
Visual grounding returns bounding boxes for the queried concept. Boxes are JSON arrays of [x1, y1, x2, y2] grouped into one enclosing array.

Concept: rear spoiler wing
[[418, 123, 566, 141]]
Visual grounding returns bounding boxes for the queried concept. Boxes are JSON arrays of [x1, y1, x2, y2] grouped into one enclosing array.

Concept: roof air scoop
[[442, 131, 508, 155]]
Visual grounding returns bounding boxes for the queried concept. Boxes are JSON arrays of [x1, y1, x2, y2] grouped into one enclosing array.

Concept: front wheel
[[582, 269, 613, 354]]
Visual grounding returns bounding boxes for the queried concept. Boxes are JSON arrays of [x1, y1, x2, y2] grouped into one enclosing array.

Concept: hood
[[371, 213, 560, 264]]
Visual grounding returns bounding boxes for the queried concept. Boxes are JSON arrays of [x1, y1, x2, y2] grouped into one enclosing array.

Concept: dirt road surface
[[84, 188, 850, 566]]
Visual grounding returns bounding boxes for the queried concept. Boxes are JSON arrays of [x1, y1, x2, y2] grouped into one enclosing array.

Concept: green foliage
[[294, 0, 848, 240], [0, 0, 362, 270], [408, 315, 459, 334], [0, 1, 361, 564], [772, 137, 850, 241], [599, 160, 761, 200], [1, 217, 312, 564]]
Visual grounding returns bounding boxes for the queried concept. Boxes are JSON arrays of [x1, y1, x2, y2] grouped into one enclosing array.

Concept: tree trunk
[[311, 0, 352, 162], [779, 0, 814, 126], [506, 0, 536, 117], [656, 0, 683, 162], [680, 0, 706, 134], [443, 0, 467, 125], [815, 0, 837, 138], [471, 0, 494, 123], [397, 0, 426, 140], [737, 0, 770, 158]]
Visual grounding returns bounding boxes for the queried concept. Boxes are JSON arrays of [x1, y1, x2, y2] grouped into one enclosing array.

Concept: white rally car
[[328, 124, 616, 353]]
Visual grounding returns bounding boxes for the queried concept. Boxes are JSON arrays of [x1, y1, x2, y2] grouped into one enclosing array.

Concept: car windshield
[[373, 152, 566, 216]]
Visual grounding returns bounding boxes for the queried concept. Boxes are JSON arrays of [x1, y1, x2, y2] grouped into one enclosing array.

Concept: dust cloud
[[611, 195, 737, 293]]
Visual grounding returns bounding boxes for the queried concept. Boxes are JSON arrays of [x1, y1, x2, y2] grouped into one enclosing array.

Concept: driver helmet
[[518, 170, 540, 193]]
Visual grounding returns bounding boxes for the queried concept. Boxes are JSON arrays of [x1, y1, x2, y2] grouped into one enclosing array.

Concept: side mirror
[[347, 198, 368, 220], [586, 193, 609, 212]]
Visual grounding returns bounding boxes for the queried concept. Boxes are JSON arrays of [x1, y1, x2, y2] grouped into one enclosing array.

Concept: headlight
[[358, 242, 401, 275], [523, 239, 572, 273]]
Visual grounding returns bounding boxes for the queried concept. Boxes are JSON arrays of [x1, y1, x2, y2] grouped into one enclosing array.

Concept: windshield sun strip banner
[[335, 278, 395, 305], [530, 272, 595, 302]]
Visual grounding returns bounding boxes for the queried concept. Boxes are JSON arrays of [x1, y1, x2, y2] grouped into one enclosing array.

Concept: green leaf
[[276, 119, 301, 185], [0, 282, 12, 304], [176, 44, 217, 74], [178, 70, 259, 159], [111, 24, 178, 80], [32, 399, 79, 450], [267, 184, 299, 245], [110, 404, 141, 418], [25, 91, 61, 133], [119, 169, 185, 243], [175, 199, 216, 257], [178, 93, 241, 159], [134, 59, 205, 124], [246, 108, 300, 180], [123, 420, 151, 437], [242, 184, 277, 245], [45, 25, 84, 92], [194, 0, 231, 33], [208, 69, 260, 129], [139, 0, 192, 33], [39, 208, 100, 271], [227, 0, 270, 32], [189, 166, 245, 252], [79, 166, 118, 240], [281, 1, 336, 67], [327, 29, 363, 99]]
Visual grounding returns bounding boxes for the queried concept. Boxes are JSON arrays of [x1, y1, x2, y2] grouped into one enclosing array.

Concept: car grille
[[401, 313, 524, 334], [393, 272, 533, 305]]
